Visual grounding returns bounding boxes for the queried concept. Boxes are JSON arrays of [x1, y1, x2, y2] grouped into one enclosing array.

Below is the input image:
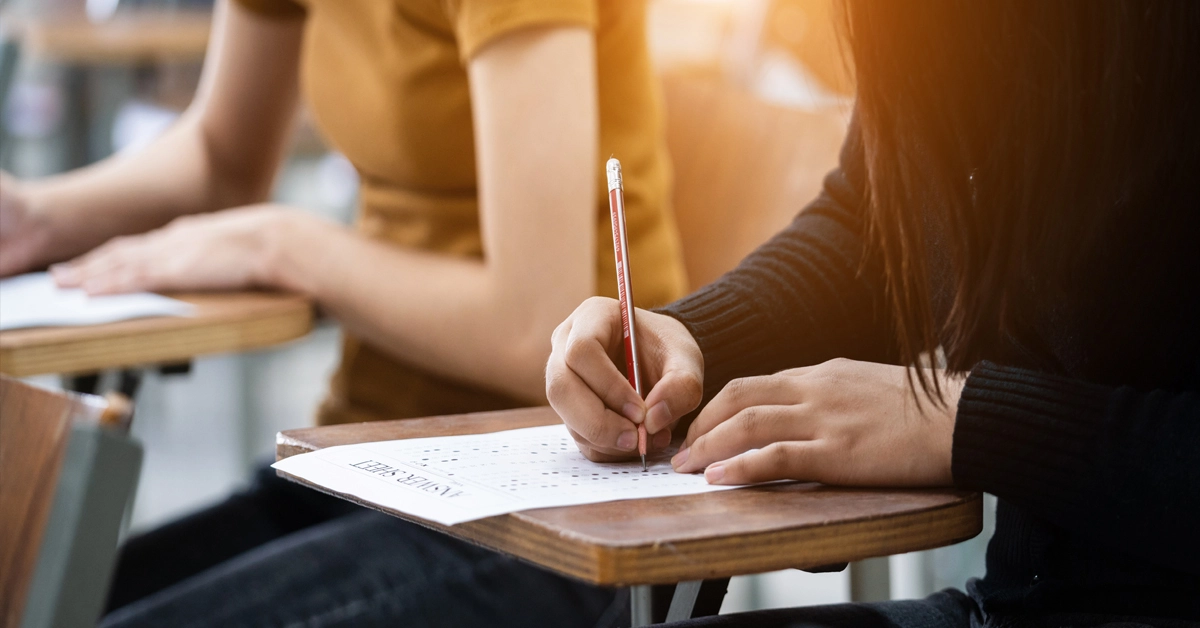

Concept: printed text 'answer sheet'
[[273, 424, 743, 525]]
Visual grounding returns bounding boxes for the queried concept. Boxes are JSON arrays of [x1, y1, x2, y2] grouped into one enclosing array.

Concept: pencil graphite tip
[[641, 454, 647, 471]]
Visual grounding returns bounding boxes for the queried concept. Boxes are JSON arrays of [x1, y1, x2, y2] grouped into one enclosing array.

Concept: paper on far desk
[[273, 424, 744, 526], [0, 272, 194, 331]]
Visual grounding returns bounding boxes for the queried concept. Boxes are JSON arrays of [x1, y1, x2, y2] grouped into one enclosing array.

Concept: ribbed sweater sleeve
[[955, 361, 1200, 575], [658, 119, 897, 401]]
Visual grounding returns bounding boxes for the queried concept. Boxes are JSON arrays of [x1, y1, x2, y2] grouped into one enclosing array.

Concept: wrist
[[18, 183, 59, 262], [256, 208, 320, 295]]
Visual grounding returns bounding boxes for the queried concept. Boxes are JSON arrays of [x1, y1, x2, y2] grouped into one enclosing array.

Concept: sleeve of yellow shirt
[[445, 0, 598, 63]]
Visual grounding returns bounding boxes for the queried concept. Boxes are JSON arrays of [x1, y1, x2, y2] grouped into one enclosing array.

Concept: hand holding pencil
[[546, 158, 706, 465]]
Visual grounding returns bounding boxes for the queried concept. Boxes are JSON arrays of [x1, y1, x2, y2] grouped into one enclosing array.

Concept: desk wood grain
[[277, 407, 983, 586], [0, 291, 313, 377]]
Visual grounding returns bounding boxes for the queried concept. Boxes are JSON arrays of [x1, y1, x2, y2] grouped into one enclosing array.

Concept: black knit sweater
[[659, 121, 1200, 623]]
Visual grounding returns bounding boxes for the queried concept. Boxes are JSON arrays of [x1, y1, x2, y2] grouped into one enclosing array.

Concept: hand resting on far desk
[[547, 296, 963, 488]]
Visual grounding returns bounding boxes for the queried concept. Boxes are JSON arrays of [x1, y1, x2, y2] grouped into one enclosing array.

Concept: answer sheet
[[0, 272, 194, 331], [273, 424, 743, 525]]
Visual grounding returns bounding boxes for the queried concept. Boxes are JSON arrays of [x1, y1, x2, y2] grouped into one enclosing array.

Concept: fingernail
[[704, 463, 726, 484], [617, 431, 638, 451], [652, 430, 671, 449], [671, 446, 690, 470], [622, 402, 645, 424], [647, 401, 671, 430]]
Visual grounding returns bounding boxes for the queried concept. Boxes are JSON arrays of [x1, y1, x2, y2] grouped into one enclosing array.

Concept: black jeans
[[656, 589, 1197, 628], [101, 465, 626, 628]]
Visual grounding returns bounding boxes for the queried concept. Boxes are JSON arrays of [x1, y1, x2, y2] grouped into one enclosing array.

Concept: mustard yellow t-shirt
[[234, 0, 687, 424]]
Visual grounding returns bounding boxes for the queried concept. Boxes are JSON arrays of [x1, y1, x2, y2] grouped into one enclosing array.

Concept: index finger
[[684, 374, 803, 447], [561, 303, 645, 423], [546, 360, 640, 457]]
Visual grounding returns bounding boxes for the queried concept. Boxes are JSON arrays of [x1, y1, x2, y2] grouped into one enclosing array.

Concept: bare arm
[[274, 26, 599, 401], [55, 25, 599, 403], [0, 0, 302, 275]]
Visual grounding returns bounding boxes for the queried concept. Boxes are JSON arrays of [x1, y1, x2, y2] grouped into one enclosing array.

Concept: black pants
[[660, 589, 1195, 628], [102, 465, 626, 628]]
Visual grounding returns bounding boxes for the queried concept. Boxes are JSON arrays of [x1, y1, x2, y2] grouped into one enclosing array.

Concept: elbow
[[484, 265, 594, 403], [216, 170, 274, 208], [501, 295, 591, 404], [195, 118, 277, 210], [208, 152, 276, 209], [503, 330, 554, 405]]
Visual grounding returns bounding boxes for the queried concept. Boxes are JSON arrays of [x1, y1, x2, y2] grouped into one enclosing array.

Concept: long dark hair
[[842, 0, 1200, 395]]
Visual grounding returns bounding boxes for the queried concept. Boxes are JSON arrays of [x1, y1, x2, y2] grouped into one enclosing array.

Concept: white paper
[[273, 424, 745, 526], [0, 272, 194, 331]]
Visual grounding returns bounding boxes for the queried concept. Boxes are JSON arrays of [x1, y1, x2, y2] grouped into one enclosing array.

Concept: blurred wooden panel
[[663, 73, 848, 289], [5, 11, 212, 65]]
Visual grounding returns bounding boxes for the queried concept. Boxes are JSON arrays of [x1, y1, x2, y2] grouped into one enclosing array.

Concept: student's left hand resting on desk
[[50, 205, 327, 294], [671, 359, 961, 487]]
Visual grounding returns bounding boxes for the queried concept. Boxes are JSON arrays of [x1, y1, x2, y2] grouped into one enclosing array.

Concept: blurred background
[[0, 0, 995, 613]]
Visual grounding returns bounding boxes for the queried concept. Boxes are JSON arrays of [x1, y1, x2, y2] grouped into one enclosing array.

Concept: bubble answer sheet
[[273, 424, 746, 526]]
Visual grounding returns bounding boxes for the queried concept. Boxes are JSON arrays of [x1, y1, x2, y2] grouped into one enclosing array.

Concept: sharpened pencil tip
[[641, 454, 647, 471]]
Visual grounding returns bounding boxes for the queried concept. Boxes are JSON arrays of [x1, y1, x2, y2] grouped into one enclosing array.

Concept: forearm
[[20, 0, 301, 267], [271, 220, 592, 403], [953, 361, 1200, 574], [23, 115, 263, 263]]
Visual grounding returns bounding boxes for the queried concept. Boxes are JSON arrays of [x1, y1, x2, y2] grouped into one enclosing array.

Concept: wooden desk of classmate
[[276, 407, 983, 624], [0, 292, 313, 378], [1, 10, 211, 66]]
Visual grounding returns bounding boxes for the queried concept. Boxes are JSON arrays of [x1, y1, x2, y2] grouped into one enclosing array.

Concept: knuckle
[[563, 337, 596, 369], [582, 296, 611, 312], [823, 357, 852, 376], [545, 370, 571, 402], [551, 320, 569, 343], [737, 406, 769, 436], [675, 371, 703, 402], [725, 377, 749, 401], [577, 418, 606, 444], [604, 376, 632, 404], [764, 442, 791, 469]]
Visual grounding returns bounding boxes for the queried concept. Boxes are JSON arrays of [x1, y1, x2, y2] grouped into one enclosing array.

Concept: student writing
[[548, 1, 1200, 625]]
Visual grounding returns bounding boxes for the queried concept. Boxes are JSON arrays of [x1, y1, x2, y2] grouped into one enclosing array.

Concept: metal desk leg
[[631, 579, 704, 626], [631, 585, 654, 626], [849, 557, 891, 602], [665, 580, 704, 622]]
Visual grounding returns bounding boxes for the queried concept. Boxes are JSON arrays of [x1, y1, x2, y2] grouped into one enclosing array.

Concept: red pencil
[[606, 158, 647, 471]]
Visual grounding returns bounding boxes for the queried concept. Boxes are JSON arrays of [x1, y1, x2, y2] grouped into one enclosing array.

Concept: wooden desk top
[[277, 407, 983, 586], [1, 11, 211, 65], [0, 291, 313, 377]]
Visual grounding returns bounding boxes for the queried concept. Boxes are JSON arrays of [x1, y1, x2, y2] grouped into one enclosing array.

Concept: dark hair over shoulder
[[840, 0, 1200, 394]]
